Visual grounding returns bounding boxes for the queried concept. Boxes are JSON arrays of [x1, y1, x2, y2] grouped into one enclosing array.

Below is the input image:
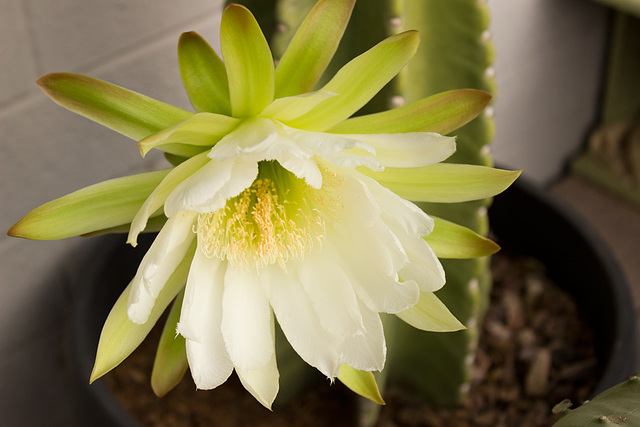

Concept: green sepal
[[287, 31, 420, 131], [178, 31, 231, 115], [90, 241, 195, 382], [151, 290, 188, 397], [274, 0, 356, 98], [164, 153, 189, 167], [426, 216, 500, 259], [128, 152, 210, 246], [37, 73, 193, 141], [395, 291, 466, 332], [260, 90, 336, 122], [360, 164, 520, 203], [329, 89, 491, 135], [337, 363, 385, 405], [138, 113, 239, 157], [81, 214, 167, 238], [8, 169, 170, 240], [221, 4, 274, 117]]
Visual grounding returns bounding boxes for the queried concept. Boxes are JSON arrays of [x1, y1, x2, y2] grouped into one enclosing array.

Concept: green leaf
[[178, 31, 231, 115], [274, 0, 356, 98], [337, 363, 385, 405], [361, 163, 520, 203], [286, 31, 420, 131], [138, 113, 239, 157], [221, 4, 274, 117], [395, 291, 465, 332], [329, 89, 491, 135], [151, 290, 188, 397], [90, 241, 195, 382], [8, 169, 171, 240], [425, 216, 500, 259], [37, 73, 193, 141]]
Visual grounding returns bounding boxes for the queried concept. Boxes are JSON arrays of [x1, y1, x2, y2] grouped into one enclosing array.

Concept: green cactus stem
[[383, 0, 496, 406], [553, 374, 640, 426], [230, 0, 497, 410]]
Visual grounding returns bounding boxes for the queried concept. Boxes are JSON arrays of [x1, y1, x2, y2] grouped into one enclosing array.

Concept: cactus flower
[[8, 0, 518, 408]]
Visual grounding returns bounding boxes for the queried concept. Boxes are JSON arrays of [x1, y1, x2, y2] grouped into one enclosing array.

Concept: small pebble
[[525, 348, 552, 397]]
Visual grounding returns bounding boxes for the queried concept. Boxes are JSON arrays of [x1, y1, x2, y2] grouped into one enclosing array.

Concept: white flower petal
[[185, 337, 233, 390], [321, 150, 382, 171], [243, 131, 321, 188], [340, 300, 386, 372], [221, 267, 274, 371], [276, 154, 322, 189], [164, 157, 258, 216], [179, 249, 234, 390], [176, 241, 225, 342], [127, 211, 196, 324], [399, 235, 446, 292], [128, 153, 209, 247], [282, 125, 362, 154], [227, 130, 314, 166], [208, 117, 278, 160], [235, 313, 279, 409], [360, 174, 435, 237], [328, 231, 416, 314], [269, 133, 314, 160], [324, 170, 420, 313], [340, 252, 420, 314], [281, 125, 381, 171], [333, 166, 380, 227], [298, 246, 364, 337], [236, 355, 280, 410], [356, 173, 445, 291], [127, 185, 161, 247], [263, 264, 341, 378], [349, 132, 456, 167], [338, 220, 407, 277]]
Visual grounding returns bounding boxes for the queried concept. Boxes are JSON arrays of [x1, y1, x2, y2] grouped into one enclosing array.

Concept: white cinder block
[[0, 96, 156, 347], [88, 13, 224, 113], [0, 0, 39, 106], [25, 0, 224, 73], [0, 4, 223, 373]]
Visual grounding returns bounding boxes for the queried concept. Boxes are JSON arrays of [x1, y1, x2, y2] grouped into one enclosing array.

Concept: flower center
[[196, 161, 342, 270]]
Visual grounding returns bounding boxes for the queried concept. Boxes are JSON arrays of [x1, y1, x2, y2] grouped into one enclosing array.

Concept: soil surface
[[105, 252, 597, 427]]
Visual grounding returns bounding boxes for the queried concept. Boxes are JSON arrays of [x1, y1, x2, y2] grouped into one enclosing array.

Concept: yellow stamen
[[195, 162, 341, 271]]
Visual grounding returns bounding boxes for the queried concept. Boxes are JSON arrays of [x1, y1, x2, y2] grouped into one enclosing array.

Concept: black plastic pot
[[68, 178, 638, 425], [489, 178, 638, 397], [68, 232, 153, 427]]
